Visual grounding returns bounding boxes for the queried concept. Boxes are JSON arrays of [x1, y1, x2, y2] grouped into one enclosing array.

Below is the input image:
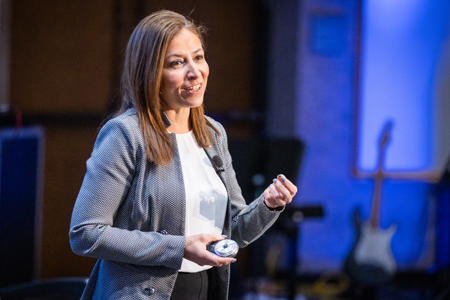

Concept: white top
[[175, 131, 228, 273]]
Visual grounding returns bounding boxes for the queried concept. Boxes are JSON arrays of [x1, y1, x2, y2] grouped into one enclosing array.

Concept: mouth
[[183, 83, 202, 92]]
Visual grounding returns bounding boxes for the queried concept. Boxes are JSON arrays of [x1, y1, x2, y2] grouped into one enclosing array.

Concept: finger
[[272, 179, 290, 198], [279, 177, 297, 196], [277, 174, 298, 196], [264, 187, 281, 208], [270, 182, 293, 206], [202, 233, 225, 243], [205, 252, 234, 267], [269, 183, 281, 199], [267, 188, 283, 207], [263, 189, 276, 208], [270, 190, 285, 207], [272, 182, 294, 204], [216, 257, 235, 266], [203, 250, 222, 265]]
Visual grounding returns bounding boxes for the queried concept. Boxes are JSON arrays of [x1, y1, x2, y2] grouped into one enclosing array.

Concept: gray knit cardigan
[[69, 108, 282, 300]]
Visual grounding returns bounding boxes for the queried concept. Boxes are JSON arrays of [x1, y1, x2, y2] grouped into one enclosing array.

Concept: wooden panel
[[0, 0, 11, 109], [40, 125, 98, 278], [10, 0, 114, 114]]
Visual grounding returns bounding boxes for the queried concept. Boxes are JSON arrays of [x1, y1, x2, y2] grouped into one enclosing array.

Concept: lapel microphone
[[211, 155, 225, 174]]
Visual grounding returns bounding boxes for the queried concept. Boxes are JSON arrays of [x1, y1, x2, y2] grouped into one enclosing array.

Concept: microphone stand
[[251, 174, 324, 300], [278, 206, 324, 300]]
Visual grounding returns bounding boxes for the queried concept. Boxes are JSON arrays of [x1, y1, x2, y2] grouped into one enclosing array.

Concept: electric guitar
[[344, 121, 396, 284]]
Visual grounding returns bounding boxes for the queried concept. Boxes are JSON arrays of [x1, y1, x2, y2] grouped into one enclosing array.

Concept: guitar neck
[[369, 148, 386, 229], [369, 174, 382, 228]]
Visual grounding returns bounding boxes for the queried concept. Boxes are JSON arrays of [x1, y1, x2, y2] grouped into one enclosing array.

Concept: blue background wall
[[290, 0, 450, 273]]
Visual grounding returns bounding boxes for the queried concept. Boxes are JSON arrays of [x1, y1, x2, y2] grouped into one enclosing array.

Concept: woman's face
[[161, 28, 209, 112]]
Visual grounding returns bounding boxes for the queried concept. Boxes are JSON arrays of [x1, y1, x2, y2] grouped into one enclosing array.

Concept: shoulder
[[96, 108, 142, 148], [107, 108, 138, 127], [204, 115, 226, 137], [102, 108, 139, 132]]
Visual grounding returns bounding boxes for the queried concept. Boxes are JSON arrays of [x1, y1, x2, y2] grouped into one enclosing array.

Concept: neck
[[164, 108, 191, 134]]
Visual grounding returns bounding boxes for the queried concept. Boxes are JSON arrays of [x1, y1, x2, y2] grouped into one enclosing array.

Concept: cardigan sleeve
[[209, 119, 284, 248], [69, 116, 185, 270]]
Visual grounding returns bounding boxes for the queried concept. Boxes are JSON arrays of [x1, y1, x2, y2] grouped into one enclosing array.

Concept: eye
[[170, 59, 184, 67], [195, 54, 204, 61]]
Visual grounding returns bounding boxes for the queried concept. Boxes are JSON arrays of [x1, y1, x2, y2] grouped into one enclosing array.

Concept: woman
[[69, 10, 297, 300]]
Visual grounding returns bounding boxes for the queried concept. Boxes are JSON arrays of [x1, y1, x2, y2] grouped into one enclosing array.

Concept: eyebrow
[[166, 48, 203, 59]]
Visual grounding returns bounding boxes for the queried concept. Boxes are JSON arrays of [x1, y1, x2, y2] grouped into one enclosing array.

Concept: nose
[[187, 63, 202, 80]]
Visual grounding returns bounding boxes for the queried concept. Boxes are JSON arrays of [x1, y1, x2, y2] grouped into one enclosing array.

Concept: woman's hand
[[264, 174, 297, 209], [184, 234, 235, 267]]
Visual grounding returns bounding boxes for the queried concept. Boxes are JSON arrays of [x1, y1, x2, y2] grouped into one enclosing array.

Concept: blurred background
[[1, 0, 450, 299]]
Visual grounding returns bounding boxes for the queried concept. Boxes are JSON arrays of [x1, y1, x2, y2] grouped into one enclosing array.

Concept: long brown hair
[[116, 10, 219, 165]]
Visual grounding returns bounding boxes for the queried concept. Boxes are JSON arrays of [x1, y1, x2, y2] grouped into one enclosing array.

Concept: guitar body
[[354, 222, 396, 274], [344, 208, 396, 284]]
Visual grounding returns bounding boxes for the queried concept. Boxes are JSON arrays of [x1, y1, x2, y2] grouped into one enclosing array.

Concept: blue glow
[[358, 0, 450, 172]]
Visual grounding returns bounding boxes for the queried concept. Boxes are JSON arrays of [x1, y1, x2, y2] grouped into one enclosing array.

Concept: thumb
[[207, 233, 226, 243]]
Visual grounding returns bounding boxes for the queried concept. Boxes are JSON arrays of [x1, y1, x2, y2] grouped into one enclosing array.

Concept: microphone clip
[[211, 155, 225, 174]]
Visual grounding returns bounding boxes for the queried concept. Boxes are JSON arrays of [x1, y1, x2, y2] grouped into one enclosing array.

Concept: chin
[[188, 97, 205, 108]]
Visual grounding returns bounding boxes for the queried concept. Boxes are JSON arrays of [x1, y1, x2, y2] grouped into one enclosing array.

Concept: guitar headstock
[[379, 120, 394, 149]]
